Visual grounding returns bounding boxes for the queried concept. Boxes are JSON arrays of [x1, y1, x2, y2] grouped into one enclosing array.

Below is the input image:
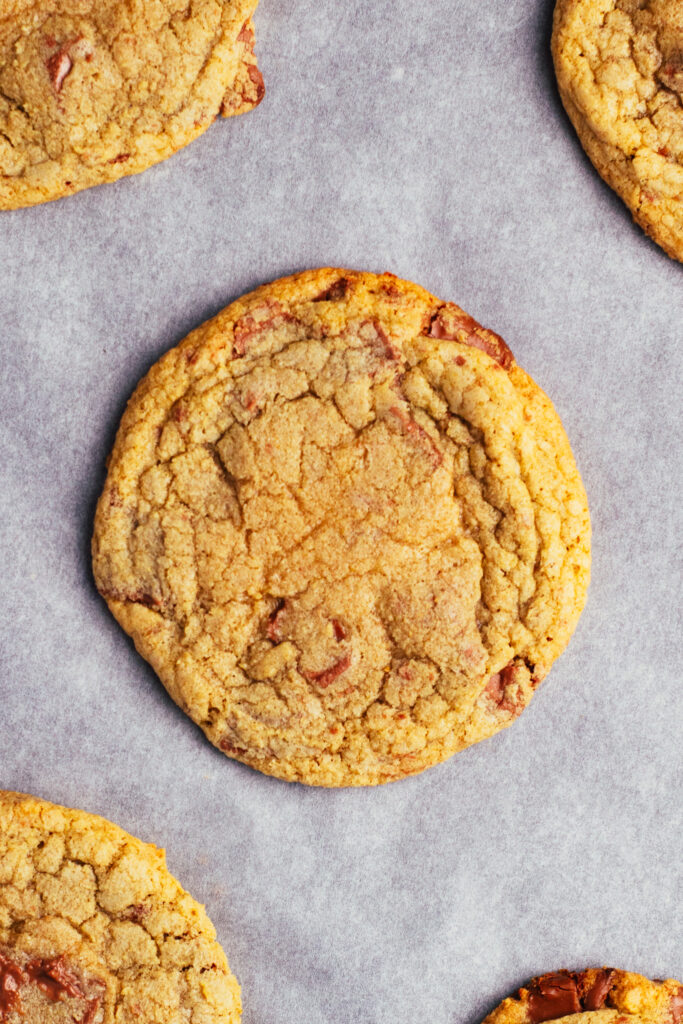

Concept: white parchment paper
[[1, 2, 681, 1022]]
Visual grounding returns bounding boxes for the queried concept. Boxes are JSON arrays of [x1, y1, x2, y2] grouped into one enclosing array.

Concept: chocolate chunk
[[233, 302, 293, 355], [0, 954, 24, 1018], [0, 953, 98, 1020], [359, 320, 401, 360], [426, 305, 514, 370], [485, 670, 504, 702], [130, 591, 162, 610], [123, 903, 149, 923], [219, 740, 247, 756], [237, 21, 255, 45], [46, 49, 72, 92], [528, 973, 581, 1023], [246, 64, 265, 105], [485, 661, 525, 716], [388, 405, 443, 469], [580, 969, 615, 1011], [331, 618, 347, 641], [82, 997, 103, 1024], [313, 278, 351, 302], [303, 652, 352, 688], [671, 987, 683, 1024], [266, 599, 286, 641], [26, 955, 85, 1002]]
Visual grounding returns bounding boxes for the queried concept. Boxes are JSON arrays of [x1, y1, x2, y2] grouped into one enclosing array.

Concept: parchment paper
[[1, 2, 681, 1022]]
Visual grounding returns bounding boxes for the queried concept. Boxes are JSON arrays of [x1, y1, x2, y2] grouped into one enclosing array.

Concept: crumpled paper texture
[[0, 2, 681, 1022]]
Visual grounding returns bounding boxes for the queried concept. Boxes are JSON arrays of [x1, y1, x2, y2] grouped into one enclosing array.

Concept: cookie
[[0, 0, 263, 210], [92, 268, 591, 787], [484, 969, 683, 1024], [552, 0, 683, 262], [0, 790, 241, 1023]]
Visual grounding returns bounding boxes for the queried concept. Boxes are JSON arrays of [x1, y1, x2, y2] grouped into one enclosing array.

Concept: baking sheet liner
[[1, 2, 681, 1021]]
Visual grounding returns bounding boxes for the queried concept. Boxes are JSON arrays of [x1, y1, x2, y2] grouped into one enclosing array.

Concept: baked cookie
[[0, 0, 263, 210], [0, 790, 241, 1023], [484, 969, 683, 1024], [92, 268, 591, 787], [552, 0, 683, 262]]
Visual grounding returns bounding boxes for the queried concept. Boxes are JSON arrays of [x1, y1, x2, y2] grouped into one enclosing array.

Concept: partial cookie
[[0, 790, 241, 1024], [221, 19, 265, 120], [92, 268, 591, 787], [0, 0, 263, 210], [484, 969, 683, 1024], [552, 0, 683, 262]]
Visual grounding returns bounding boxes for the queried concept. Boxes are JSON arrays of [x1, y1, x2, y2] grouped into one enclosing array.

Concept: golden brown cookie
[[0, 0, 263, 210], [220, 18, 264, 120], [552, 0, 683, 262], [92, 268, 591, 787], [484, 969, 683, 1024], [0, 790, 241, 1024]]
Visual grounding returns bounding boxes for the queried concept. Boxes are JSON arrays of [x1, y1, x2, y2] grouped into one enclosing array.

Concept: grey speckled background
[[1, 2, 682, 1022]]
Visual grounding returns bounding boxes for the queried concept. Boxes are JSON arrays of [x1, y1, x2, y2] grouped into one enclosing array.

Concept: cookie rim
[[551, 0, 683, 263], [484, 968, 683, 1024], [0, 788, 242, 1022]]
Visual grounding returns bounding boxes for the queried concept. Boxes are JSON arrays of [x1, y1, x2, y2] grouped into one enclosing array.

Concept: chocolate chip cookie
[[92, 268, 591, 787], [552, 0, 683, 261], [0, 790, 241, 1023], [484, 969, 683, 1024], [0, 0, 263, 210]]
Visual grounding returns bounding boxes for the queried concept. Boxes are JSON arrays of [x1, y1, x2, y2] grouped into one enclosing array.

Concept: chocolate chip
[[580, 969, 615, 1011], [129, 591, 162, 610], [46, 49, 72, 92], [485, 661, 525, 716], [266, 599, 286, 641], [0, 955, 24, 1017], [671, 987, 683, 1024], [331, 618, 347, 641], [312, 278, 350, 302], [528, 973, 581, 1023], [426, 305, 514, 370], [232, 302, 293, 355], [237, 21, 255, 44], [359, 319, 401, 360], [246, 64, 265, 104], [26, 956, 86, 1002], [302, 652, 352, 688], [219, 738, 247, 756]]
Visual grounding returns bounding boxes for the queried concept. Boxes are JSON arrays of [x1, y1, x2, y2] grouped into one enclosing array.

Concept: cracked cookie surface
[[0, 790, 241, 1023], [483, 968, 683, 1024], [552, 0, 683, 261], [0, 0, 262, 210], [92, 268, 591, 787]]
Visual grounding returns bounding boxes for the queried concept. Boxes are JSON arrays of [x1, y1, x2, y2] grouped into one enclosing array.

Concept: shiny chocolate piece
[[485, 662, 524, 716], [0, 954, 24, 1019], [426, 305, 514, 370], [0, 951, 102, 1022], [528, 973, 581, 1023], [313, 277, 351, 302], [25, 955, 85, 1002], [580, 969, 615, 1011]]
